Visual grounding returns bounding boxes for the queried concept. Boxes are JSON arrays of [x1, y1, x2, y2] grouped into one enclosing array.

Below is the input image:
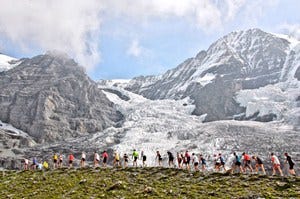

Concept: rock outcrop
[[0, 52, 123, 143]]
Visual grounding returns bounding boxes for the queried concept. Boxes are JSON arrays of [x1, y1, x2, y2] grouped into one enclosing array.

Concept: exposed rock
[[0, 52, 123, 143]]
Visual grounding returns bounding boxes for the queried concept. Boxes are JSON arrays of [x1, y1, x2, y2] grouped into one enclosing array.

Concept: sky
[[0, 0, 299, 80]]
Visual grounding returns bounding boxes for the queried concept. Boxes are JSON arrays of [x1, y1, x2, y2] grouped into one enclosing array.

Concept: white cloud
[[0, 0, 102, 70], [279, 23, 300, 40], [0, 0, 280, 69], [127, 40, 143, 57]]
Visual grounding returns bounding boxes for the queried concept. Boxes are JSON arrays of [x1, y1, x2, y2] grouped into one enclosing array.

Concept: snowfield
[[95, 85, 300, 169], [0, 54, 17, 72]]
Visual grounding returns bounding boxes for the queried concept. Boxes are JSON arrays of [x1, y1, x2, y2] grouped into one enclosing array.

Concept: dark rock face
[[124, 29, 299, 122], [0, 52, 123, 143]]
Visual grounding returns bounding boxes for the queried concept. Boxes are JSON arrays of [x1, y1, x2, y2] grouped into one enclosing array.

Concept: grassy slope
[[0, 167, 299, 198]]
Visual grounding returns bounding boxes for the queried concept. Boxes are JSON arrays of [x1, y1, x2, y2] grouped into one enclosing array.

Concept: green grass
[[0, 167, 299, 198]]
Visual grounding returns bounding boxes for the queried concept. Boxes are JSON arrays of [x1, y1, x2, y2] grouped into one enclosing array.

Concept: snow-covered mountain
[[0, 53, 18, 72], [120, 29, 300, 128]]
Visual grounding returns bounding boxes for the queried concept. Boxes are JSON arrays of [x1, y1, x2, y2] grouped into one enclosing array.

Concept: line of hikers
[[23, 150, 297, 176]]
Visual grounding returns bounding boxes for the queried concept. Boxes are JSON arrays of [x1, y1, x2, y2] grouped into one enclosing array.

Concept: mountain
[[0, 51, 123, 144], [123, 29, 300, 127], [0, 53, 18, 72]]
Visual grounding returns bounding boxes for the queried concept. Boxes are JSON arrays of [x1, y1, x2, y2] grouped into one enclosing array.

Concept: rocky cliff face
[[0, 52, 123, 143], [123, 29, 300, 125]]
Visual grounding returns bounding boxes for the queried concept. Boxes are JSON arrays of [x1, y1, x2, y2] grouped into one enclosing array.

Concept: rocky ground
[[0, 167, 299, 198]]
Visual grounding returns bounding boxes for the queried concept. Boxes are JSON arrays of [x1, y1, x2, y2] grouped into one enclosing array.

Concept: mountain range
[[0, 29, 299, 169]]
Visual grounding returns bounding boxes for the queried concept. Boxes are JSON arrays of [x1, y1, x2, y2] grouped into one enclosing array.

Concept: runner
[[252, 155, 266, 175], [102, 151, 109, 168], [232, 152, 243, 174], [94, 151, 100, 168], [156, 151, 162, 166], [80, 152, 86, 168], [58, 153, 63, 168], [242, 152, 253, 173], [214, 154, 221, 171], [31, 157, 37, 170], [43, 160, 49, 170], [68, 153, 74, 168], [113, 152, 120, 167], [53, 153, 58, 169], [284, 153, 296, 176], [271, 153, 283, 176], [219, 153, 226, 171], [167, 151, 174, 167], [24, 158, 29, 170], [192, 153, 199, 171], [132, 149, 139, 167], [185, 150, 191, 171], [123, 153, 129, 168], [141, 151, 147, 167], [199, 154, 206, 172], [177, 152, 182, 169]]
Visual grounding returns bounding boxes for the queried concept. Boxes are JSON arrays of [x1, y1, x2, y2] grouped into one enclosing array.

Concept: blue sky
[[0, 0, 299, 80]]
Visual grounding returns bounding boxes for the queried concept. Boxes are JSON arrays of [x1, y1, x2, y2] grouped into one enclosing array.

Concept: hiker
[[219, 153, 226, 172], [242, 152, 253, 173], [192, 153, 199, 171], [31, 157, 37, 170], [232, 152, 243, 173], [199, 154, 206, 172], [141, 151, 147, 167], [94, 151, 100, 168], [284, 153, 296, 176], [271, 153, 283, 176], [167, 151, 174, 167], [53, 153, 58, 169], [156, 151, 162, 166], [102, 151, 109, 168], [177, 152, 183, 169], [214, 154, 221, 171], [80, 152, 86, 168], [185, 150, 191, 171], [132, 149, 139, 167], [58, 153, 63, 168], [113, 152, 120, 167], [68, 153, 75, 168], [252, 155, 266, 175], [43, 160, 49, 170], [24, 158, 29, 170], [123, 153, 129, 168]]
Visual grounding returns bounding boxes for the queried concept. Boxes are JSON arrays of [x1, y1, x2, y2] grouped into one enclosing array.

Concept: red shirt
[[102, 152, 108, 158], [69, 154, 74, 161]]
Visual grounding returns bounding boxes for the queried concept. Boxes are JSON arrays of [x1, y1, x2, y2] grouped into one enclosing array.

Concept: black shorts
[[186, 157, 191, 164], [69, 160, 73, 164], [221, 162, 225, 166], [125, 159, 128, 162], [235, 162, 241, 166], [215, 162, 221, 166], [103, 157, 107, 163], [159, 157, 162, 161], [143, 156, 146, 161], [115, 159, 119, 162], [59, 159, 63, 163], [134, 157, 138, 162], [54, 159, 57, 163], [169, 157, 174, 162], [194, 162, 199, 167], [245, 160, 251, 167], [81, 158, 85, 161], [289, 163, 294, 170]]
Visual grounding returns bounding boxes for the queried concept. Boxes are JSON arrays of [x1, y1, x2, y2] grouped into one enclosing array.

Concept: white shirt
[[95, 153, 99, 160], [193, 155, 199, 163], [82, 153, 86, 159]]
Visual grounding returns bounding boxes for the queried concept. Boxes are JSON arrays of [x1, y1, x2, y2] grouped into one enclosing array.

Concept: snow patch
[[0, 54, 17, 71], [195, 73, 216, 86]]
